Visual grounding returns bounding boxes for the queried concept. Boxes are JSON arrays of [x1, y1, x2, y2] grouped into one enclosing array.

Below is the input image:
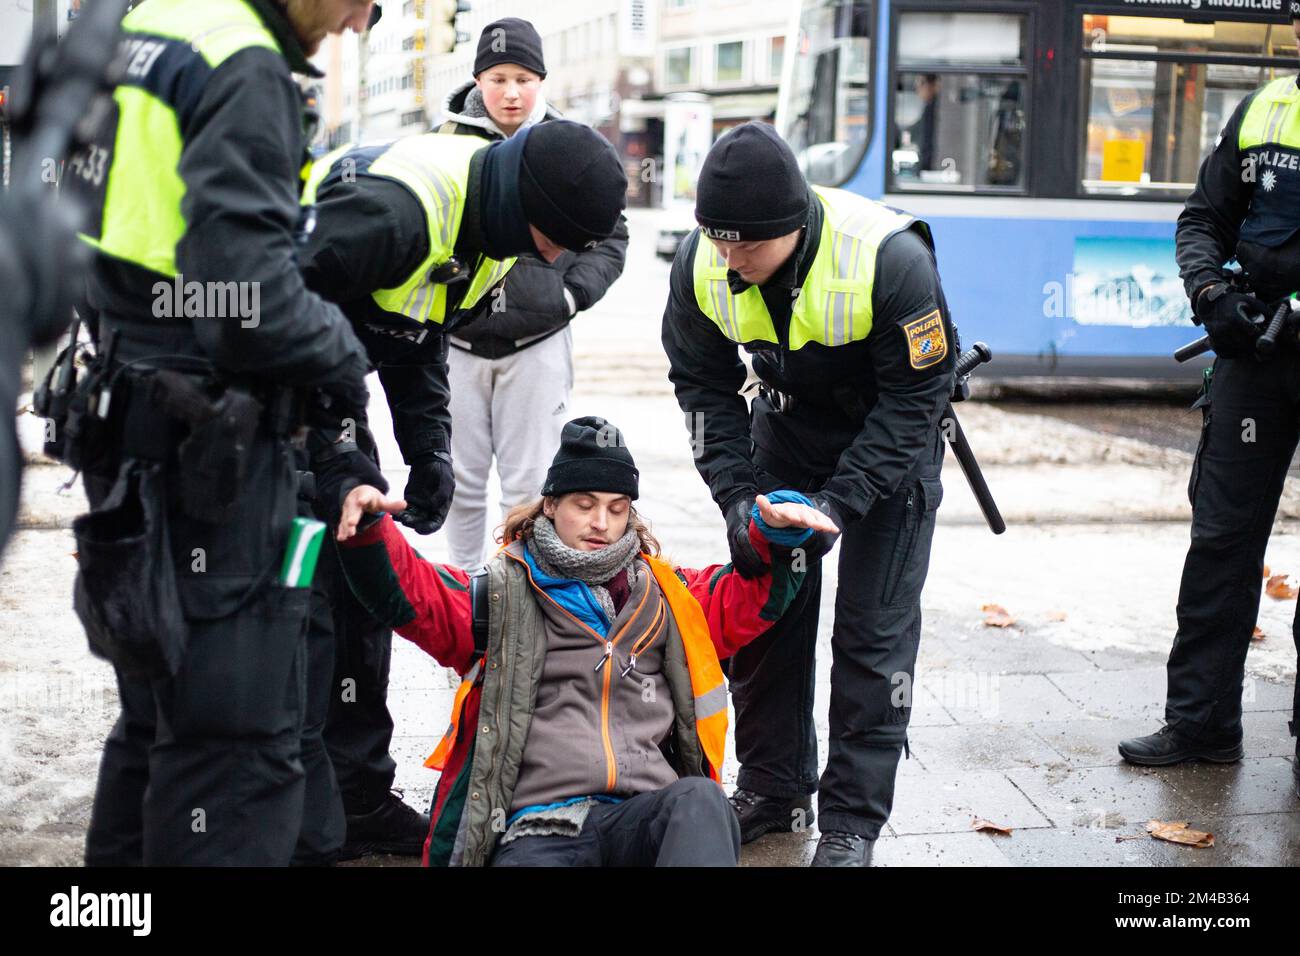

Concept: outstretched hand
[[755, 494, 840, 534], [338, 484, 408, 542]]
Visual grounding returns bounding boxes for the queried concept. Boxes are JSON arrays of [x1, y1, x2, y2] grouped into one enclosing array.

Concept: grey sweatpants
[[445, 327, 573, 570]]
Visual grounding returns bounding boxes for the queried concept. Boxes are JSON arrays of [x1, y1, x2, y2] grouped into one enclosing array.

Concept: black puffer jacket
[[435, 80, 629, 358]]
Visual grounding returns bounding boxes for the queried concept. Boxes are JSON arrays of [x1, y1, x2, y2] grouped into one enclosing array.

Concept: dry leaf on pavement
[[1265, 575, 1297, 600], [981, 603, 1016, 628], [972, 818, 1013, 836], [1146, 820, 1214, 848]]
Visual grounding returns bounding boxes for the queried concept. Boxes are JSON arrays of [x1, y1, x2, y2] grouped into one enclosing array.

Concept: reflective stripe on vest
[[644, 556, 728, 783], [363, 135, 516, 325], [1239, 76, 1300, 151], [76, 0, 281, 276], [300, 143, 353, 207], [692, 187, 916, 350]]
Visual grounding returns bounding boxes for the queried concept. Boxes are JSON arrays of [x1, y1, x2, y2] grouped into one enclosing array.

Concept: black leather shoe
[[811, 831, 873, 867], [1117, 725, 1243, 766], [728, 788, 814, 844], [339, 790, 431, 860]]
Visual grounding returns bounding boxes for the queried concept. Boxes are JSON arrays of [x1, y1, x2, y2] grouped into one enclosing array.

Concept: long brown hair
[[497, 495, 662, 558]]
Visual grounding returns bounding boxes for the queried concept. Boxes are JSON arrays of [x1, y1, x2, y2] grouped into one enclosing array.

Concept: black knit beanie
[[542, 417, 639, 500], [518, 120, 627, 251], [474, 17, 547, 78], [695, 121, 809, 242]]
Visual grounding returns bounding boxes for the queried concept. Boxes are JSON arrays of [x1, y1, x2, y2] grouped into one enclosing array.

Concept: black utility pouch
[[72, 464, 189, 680], [34, 341, 120, 477], [151, 371, 263, 525]]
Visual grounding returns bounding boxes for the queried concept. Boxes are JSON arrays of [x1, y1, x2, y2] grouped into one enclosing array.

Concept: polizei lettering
[[49, 885, 152, 936]]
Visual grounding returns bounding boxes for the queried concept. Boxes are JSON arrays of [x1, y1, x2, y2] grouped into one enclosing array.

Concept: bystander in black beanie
[[695, 121, 810, 242], [474, 17, 547, 78], [518, 120, 627, 251], [542, 417, 640, 500]]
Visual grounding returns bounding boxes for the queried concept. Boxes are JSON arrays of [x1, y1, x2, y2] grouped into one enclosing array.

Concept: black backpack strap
[[469, 569, 490, 661]]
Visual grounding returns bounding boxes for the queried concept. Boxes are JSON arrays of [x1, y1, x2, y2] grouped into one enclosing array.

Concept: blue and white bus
[[776, 0, 1298, 380]]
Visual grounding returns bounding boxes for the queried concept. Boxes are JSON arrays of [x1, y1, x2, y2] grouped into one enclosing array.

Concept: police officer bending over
[[63, 0, 375, 866], [1120, 6, 1300, 796], [293, 119, 627, 859], [662, 122, 956, 865]]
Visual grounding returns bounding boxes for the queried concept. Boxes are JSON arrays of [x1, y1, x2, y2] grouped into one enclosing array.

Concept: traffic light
[[0, 86, 9, 125], [429, 0, 470, 56]]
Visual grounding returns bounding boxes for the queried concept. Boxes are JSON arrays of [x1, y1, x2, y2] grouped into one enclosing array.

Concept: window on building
[[1080, 15, 1297, 199], [891, 12, 1028, 193], [768, 35, 785, 84], [665, 46, 694, 87], [715, 40, 744, 84]]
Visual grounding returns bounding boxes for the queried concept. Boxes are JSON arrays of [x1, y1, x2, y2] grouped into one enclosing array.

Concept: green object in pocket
[[279, 517, 326, 588]]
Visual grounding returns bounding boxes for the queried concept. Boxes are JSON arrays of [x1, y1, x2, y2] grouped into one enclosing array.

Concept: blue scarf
[[522, 544, 612, 636]]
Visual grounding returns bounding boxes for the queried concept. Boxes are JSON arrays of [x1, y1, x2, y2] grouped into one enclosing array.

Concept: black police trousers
[[490, 778, 741, 866], [83, 431, 310, 866], [729, 434, 943, 840], [1166, 353, 1300, 744], [290, 488, 347, 865], [319, 534, 398, 816]]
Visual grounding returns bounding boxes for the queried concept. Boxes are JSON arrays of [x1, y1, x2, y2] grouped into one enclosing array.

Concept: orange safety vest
[[425, 553, 729, 782]]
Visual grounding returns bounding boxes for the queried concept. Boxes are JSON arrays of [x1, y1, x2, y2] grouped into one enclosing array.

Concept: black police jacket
[[662, 191, 957, 524], [80, 0, 367, 393], [1177, 74, 1300, 304]]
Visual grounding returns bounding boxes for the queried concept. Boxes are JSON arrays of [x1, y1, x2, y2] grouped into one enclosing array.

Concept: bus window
[[891, 12, 1028, 193], [1080, 15, 1298, 199], [779, 0, 873, 187]]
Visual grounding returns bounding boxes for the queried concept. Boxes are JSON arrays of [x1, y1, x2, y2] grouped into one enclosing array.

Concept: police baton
[[1174, 300, 1291, 363], [941, 343, 1006, 535]]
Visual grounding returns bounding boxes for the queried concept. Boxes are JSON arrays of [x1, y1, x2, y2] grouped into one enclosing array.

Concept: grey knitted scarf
[[529, 516, 640, 621]]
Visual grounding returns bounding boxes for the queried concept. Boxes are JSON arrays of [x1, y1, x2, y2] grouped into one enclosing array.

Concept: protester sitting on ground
[[324, 416, 838, 866]]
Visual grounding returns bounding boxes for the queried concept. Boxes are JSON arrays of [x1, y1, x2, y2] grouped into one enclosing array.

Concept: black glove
[[395, 452, 454, 535], [312, 441, 388, 529], [1196, 284, 1266, 358], [795, 496, 846, 564], [724, 493, 768, 579]]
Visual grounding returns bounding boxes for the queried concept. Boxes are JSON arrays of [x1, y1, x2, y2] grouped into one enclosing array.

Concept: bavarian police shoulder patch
[[902, 309, 947, 370]]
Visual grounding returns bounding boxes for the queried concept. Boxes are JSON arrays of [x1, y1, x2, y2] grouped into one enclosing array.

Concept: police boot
[[728, 788, 814, 844], [1117, 725, 1243, 767], [339, 790, 431, 860], [811, 831, 873, 867]]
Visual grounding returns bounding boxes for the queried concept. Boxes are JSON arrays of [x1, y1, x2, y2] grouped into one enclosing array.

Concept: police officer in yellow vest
[[662, 122, 956, 865], [1120, 7, 1300, 792], [63, 0, 377, 866], [293, 120, 627, 859]]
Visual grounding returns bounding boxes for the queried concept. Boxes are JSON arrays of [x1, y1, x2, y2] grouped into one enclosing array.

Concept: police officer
[[1120, 7, 1300, 795], [295, 119, 628, 858], [67, 0, 375, 866], [662, 122, 956, 865]]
